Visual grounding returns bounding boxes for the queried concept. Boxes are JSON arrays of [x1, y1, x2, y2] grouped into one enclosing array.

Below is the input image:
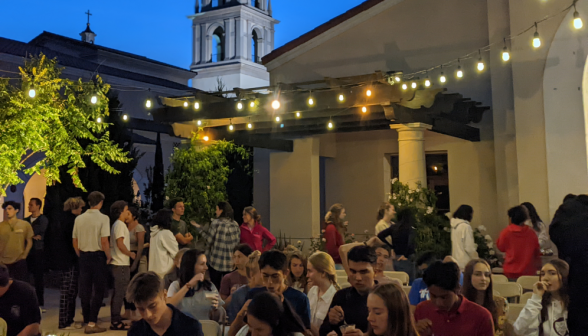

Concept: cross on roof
[[85, 10, 92, 25]]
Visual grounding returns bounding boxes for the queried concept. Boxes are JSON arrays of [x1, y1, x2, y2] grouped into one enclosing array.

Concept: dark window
[[252, 30, 259, 63], [212, 27, 225, 62]]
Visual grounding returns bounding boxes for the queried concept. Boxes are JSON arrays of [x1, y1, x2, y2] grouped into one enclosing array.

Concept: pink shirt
[[240, 223, 276, 252]]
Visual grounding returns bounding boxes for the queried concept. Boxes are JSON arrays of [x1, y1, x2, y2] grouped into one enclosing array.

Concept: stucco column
[[390, 123, 431, 188]]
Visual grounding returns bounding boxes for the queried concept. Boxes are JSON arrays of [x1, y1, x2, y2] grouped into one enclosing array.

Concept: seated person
[[126, 272, 203, 336], [166, 249, 225, 322], [227, 250, 263, 323], [373, 245, 402, 286], [0, 264, 40, 336], [244, 250, 311, 328], [319, 245, 377, 336], [220, 244, 253, 305], [414, 261, 494, 336]]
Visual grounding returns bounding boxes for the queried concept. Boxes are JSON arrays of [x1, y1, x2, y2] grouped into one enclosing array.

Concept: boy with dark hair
[[0, 263, 41, 336], [245, 250, 311, 328], [220, 244, 253, 304], [0, 201, 34, 282], [414, 261, 494, 336], [72, 191, 111, 333], [497, 205, 541, 279], [373, 245, 401, 286], [168, 198, 193, 248], [109, 200, 133, 330], [320, 245, 376, 336], [126, 272, 203, 336], [24, 197, 49, 309]]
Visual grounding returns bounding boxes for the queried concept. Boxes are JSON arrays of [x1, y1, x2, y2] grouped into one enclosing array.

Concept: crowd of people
[[0, 191, 586, 336]]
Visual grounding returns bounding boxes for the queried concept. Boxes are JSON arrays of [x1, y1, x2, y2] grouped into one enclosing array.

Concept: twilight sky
[[0, 0, 363, 68]]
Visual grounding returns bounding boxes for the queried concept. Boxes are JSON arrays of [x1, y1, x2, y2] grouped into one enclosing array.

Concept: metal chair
[[517, 276, 539, 292], [402, 286, 411, 297], [491, 274, 509, 283], [506, 303, 526, 323], [201, 320, 221, 336], [520, 291, 534, 304], [383, 271, 410, 285], [494, 282, 523, 303]]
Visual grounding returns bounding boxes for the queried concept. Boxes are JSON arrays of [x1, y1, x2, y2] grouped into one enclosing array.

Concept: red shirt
[[414, 296, 494, 336], [324, 224, 344, 264], [496, 224, 541, 279], [240, 223, 276, 252]]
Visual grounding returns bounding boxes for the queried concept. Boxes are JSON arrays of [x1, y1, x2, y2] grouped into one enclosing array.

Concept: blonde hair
[[63, 197, 85, 212], [167, 248, 190, 275], [308, 251, 341, 290], [246, 250, 262, 286]]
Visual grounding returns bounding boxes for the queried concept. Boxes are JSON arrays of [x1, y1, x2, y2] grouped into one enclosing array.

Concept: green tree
[[165, 134, 249, 226], [0, 54, 129, 195]]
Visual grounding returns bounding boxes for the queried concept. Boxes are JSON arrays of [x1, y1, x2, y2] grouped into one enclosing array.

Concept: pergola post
[[390, 123, 432, 189]]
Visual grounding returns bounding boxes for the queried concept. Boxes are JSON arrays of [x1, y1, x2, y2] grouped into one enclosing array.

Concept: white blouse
[[307, 285, 337, 330]]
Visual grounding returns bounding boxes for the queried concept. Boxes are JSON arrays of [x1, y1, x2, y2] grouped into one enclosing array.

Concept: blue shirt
[[227, 285, 249, 323], [247, 286, 311, 328], [409, 273, 464, 306], [128, 304, 203, 336]]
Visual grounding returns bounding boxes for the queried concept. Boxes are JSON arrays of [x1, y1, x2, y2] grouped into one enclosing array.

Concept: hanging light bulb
[[275, 116, 280, 122], [247, 123, 253, 129], [533, 23, 541, 48], [197, 120, 202, 126], [228, 123, 234, 131], [456, 59, 463, 78], [122, 114, 128, 121], [308, 97, 314, 106], [477, 50, 485, 71], [296, 112, 301, 118], [366, 89, 372, 97], [424, 78, 431, 87], [394, 76, 401, 82], [203, 135, 210, 142], [250, 101, 255, 108], [237, 102, 243, 110], [91, 95, 98, 104], [402, 83, 408, 90], [97, 117, 102, 123], [327, 120, 334, 129], [502, 39, 510, 62], [28, 88, 36, 98], [574, 5, 583, 29], [411, 81, 417, 89], [362, 106, 367, 113], [145, 99, 152, 108], [338, 94, 345, 102], [440, 72, 447, 83], [271, 100, 281, 110], [183, 101, 188, 108], [194, 102, 200, 110]]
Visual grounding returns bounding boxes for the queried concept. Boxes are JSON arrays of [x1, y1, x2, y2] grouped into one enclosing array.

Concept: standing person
[[56, 197, 84, 330], [550, 195, 588, 335], [0, 201, 33, 282], [496, 205, 541, 280], [320, 245, 377, 336], [414, 261, 494, 336], [373, 246, 402, 286], [521, 202, 551, 250], [149, 209, 179, 279], [220, 244, 253, 305], [191, 201, 240, 289], [324, 204, 347, 265], [450, 204, 478, 270], [0, 264, 41, 336], [462, 259, 512, 336], [24, 197, 48, 310], [108, 201, 134, 331], [376, 207, 417, 283], [126, 272, 204, 336], [239, 206, 276, 252], [71, 191, 111, 334], [169, 198, 193, 249], [286, 251, 308, 292], [513, 260, 570, 336], [166, 249, 225, 322], [306, 251, 340, 336], [121, 206, 146, 322], [364, 283, 419, 336], [375, 203, 395, 245]]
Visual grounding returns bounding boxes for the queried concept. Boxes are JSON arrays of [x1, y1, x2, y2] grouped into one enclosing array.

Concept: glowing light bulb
[[362, 106, 367, 113], [366, 89, 372, 97], [440, 73, 446, 83], [533, 32, 541, 48], [237, 102, 243, 110], [183, 101, 188, 107], [308, 98, 314, 106], [194, 102, 200, 110], [424, 79, 431, 87], [456, 67, 463, 78], [97, 117, 102, 123], [91, 96, 98, 104], [197, 120, 202, 126], [250, 101, 255, 108], [338, 94, 344, 102], [296, 112, 301, 118], [247, 123, 253, 129], [402, 83, 408, 90], [146, 99, 152, 108], [574, 11, 583, 29], [28, 88, 36, 98], [477, 61, 485, 71], [394, 76, 401, 82], [229, 124, 234, 131], [327, 121, 334, 129], [122, 114, 128, 121], [411, 82, 417, 89], [275, 116, 280, 122], [203, 135, 209, 141], [272, 100, 281, 110], [502, 47, 510, 62]]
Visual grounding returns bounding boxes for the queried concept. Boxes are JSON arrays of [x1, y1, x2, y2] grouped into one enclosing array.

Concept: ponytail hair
[[246, 250, 262, 287], [308, 251, 341, 290], [377, 202, 392, 221], [244, 206, 262, 225]]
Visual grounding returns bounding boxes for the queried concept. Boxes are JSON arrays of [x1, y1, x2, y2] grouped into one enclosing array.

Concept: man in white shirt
[[72, 191, 111, 334], [109, 200, 134, 330]]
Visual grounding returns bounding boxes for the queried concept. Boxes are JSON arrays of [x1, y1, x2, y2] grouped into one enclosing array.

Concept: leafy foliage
[[388, 179, 451, 258], [165, 134, 250, 226], [0, 54, 129, 195], [474, 225, 501, 268]]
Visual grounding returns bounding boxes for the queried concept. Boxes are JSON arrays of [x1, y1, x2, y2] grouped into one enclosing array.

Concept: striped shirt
[[199, 218, 240, 272]]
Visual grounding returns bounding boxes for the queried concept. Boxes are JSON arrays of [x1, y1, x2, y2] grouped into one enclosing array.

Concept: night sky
[[0, 0, 364, 68]]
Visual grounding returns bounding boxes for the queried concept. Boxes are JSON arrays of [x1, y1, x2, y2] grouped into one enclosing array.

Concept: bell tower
[[189, 0, 278, 91]]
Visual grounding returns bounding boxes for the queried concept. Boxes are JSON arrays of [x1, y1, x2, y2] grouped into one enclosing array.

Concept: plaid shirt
[[200, 218, 240, 272]]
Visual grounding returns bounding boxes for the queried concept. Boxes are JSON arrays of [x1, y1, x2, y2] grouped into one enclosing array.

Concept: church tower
[[189, 0, 278, 91]]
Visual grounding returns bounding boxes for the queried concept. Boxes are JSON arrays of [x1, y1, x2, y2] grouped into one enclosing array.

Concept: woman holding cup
[[166, 249, 225, 322]]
